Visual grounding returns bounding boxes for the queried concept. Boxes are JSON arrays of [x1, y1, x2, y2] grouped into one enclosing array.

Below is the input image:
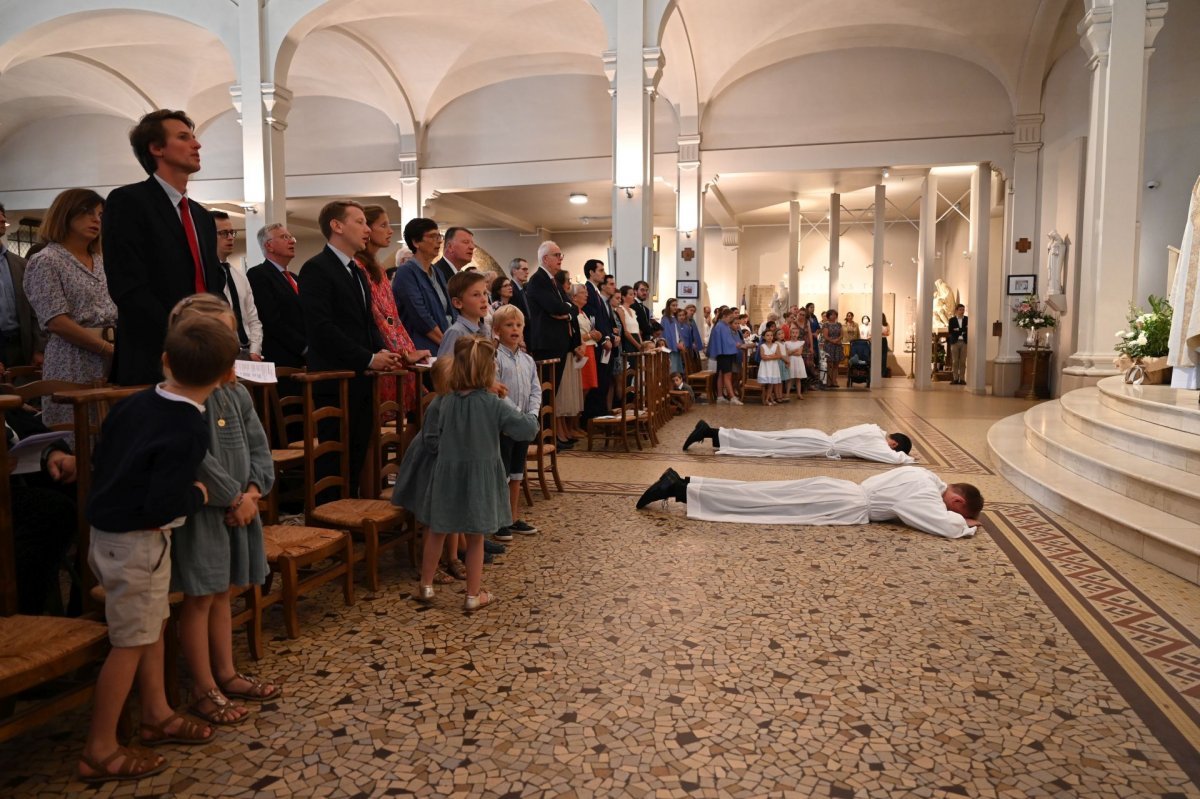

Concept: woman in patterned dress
[[356, 206, 431, 415], [821, 309, 844, 388], [24, 188, 118, 428]]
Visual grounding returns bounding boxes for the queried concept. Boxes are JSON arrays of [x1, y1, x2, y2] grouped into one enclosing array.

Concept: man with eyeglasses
[[247, 223, 306, 370], [525, 240, 574, 387], [211, 210, 262, 361]]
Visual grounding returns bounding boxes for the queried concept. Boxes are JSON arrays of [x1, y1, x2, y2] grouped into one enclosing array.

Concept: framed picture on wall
[[677, 280, 699, 299], [1007, 274, 1037, 296]]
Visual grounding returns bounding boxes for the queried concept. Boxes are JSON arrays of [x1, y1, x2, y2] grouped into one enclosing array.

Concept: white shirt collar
[[266, 258, 291, 273], [325, 243, 354, 269], [156, 383, 206, 413], [153, 173, 186, 208]]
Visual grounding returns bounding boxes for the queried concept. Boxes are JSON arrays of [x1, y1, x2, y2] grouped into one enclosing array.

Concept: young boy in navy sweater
[[79, 313, 240, 784]]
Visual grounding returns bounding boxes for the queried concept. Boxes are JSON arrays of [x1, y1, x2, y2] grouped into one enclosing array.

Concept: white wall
[[287, 97, 405, 175], [703, 48, 1013, 150], [425, 75, 612, 168]]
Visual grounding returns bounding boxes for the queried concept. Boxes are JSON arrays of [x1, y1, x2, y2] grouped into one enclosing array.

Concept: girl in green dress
[[416, 337, 539, 611]]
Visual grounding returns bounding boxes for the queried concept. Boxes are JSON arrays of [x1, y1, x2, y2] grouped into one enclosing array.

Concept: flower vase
[[1024, 328, 1036, 347]]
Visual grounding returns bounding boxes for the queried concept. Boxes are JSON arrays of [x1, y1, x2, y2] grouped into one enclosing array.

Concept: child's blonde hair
[[430, 356, 454, 395], [448, 336, 497, 391], [169, 293, 236, 330], [491, 303, 525, 328]]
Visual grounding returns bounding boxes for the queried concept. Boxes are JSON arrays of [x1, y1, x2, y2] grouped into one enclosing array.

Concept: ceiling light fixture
[[569, 193, 588, 205], [881, 168, 890, 178]]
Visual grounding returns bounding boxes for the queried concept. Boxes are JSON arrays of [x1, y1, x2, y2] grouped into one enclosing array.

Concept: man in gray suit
[[0, 202, 45, 368]]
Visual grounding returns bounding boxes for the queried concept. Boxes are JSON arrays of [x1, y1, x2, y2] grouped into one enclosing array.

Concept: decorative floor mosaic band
[[875, 398, 994, 475]]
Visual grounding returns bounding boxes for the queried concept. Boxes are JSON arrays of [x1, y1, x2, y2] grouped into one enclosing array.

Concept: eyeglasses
[[423, 232, 444, 242], [216, 230, 238, 239], [272, 234, 297, 243]]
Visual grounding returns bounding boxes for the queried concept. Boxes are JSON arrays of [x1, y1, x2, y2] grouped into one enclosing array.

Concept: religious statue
[[932, 278, 956, 329], [770, 274, 789, 319], [1046, 230, 1066, 295]]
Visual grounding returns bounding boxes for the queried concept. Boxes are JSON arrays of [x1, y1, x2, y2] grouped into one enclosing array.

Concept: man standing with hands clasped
[[299, 200, 403, 497], [948, 303, 967, 385]]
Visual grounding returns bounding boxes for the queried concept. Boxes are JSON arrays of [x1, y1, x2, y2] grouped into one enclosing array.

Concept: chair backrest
[[368, 370, 408, 497], [0, 395, 22, 615], [1, 365, 42, 383], [12, 379, 97, 430], [50, 384, 144, 607], [269, 366, 307, 448], [294, 370, 354, 514]]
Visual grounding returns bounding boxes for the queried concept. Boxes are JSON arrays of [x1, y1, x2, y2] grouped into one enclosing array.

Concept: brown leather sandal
[[78, 746, 168, 783], [189, 688, 248, 726], [219, 672, 281, 702], [140, 709, 216, 746]]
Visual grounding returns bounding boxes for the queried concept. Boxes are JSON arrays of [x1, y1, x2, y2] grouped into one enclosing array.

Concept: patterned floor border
[[564, 481, 1200, 784], [875, 397, 994, 475], [984, 501, 1200, 785]]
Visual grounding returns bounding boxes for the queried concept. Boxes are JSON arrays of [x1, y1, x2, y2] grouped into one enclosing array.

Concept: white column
[[1063, 0, 1167, 388], [395, 154, 421, 232], [605, 9, 663, 288], [231, 1, 291, 239], [871, 183, 886, 387], [828, 193, 841, 310], [968, 163, 991, 394], [915, 173, 937, 389], [992, 117, 1042, 397], [788, 201, 800, 310], [676, 134, 701, 302]]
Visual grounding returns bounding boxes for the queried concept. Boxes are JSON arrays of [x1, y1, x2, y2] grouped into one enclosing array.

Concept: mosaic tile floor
[[2, 381, 1198, 798]]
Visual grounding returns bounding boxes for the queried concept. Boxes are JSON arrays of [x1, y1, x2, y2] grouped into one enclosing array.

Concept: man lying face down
[[637, 466, 982, 540], [683, 420, 914, 465]]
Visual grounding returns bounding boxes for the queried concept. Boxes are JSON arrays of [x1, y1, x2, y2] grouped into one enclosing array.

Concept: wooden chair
[[525, 379, 563, 499], [587, 356, 640, 451], [739, 348, 765, 403], [256, 523, 354, 642], [684, 349, 716, 403], [0, 394, 110, 745], [241, 376, 306, 525], [628, 352, 658, 448], [296, 371, 411, 593]]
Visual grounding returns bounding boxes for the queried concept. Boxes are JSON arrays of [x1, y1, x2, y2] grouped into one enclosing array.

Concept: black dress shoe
[[683, 419, 714, 451], [636, 469, 687, 509], [556, 438, 575, 449]]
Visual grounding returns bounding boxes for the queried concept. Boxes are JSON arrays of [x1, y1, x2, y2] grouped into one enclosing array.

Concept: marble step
[[1023, 400, 1200, 523], [1097, 374, 1200, 436], [988, 413, 1200, 585], [1060, 387, 1200, 476]]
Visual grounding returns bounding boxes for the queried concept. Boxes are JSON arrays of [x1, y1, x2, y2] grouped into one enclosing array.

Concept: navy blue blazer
[[584, 281, 615, 347], [391, 258, 453, 353], [298, 246, 384, 374]]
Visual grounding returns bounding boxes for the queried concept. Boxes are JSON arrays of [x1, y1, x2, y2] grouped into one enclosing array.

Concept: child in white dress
[[756, 328, 784, 405], [783, 324, 807, 400]]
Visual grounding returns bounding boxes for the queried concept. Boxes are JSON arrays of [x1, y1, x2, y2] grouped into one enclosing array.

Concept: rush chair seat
[[294, 370, 412, 593], [0, 394, 109, 745]]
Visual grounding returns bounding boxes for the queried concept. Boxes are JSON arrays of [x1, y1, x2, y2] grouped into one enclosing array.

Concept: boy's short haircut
[[670, 372, 683, 380], [446, 270, 489, 301], [491, 304, 525, 328], [164, 315, 239, 387]]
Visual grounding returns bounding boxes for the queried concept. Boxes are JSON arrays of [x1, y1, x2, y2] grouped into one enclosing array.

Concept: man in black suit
[[632, 280, 653, 339], [581, 259, 617, 421], [434, 226, 475, 285], [525, 240, 574, 387], [247, 223, 306, 368], [0, 203, 45, 368], [102, 109, 226, 386], [299, 200, 403, 496], [507, 257, 532, 347]]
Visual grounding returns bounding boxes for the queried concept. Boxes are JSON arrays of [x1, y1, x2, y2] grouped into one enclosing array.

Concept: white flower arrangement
[[1113, 296, 1171, 359]]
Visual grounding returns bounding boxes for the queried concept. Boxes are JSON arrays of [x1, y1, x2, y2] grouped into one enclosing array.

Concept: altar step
[[988, 376, 1200, 585]]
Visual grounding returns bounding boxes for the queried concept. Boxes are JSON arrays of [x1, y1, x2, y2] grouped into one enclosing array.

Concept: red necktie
[[282, 270, 299, 294], [179, 197, 206, 293]]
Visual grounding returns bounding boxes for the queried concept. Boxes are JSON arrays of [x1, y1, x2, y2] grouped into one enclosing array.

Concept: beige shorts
[[88, 528, 172, 648]]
